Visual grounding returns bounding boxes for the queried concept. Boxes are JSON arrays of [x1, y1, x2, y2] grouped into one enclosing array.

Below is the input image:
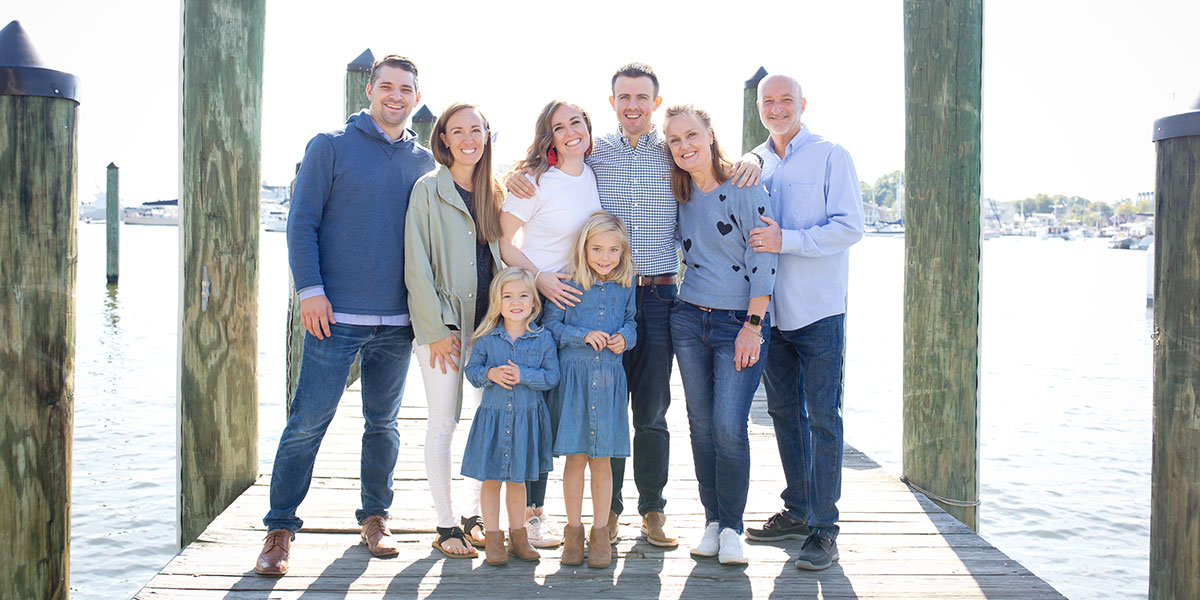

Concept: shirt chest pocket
[[516, 345, 541, 367], [780, 183, 827, 228]]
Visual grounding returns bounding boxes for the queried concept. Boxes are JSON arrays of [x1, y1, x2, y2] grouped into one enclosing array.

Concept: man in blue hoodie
[[255, 54, 435, 576]]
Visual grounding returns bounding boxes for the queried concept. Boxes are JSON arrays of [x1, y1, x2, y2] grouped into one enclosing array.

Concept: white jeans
[[416, 342, 483, 528]]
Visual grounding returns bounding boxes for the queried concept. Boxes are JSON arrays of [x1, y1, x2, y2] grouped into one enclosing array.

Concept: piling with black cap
[[177, 0, 264, 547], [1149, 93, 1200, 600], [106, 162, 118, 283], [742, 67, 768, 154], [345, 48, 373, 120], [412, 105, 436, 148], [0, 19, 80, 600]]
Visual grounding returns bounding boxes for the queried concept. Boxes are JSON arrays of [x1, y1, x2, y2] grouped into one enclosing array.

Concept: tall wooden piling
[[1149, 96, 1200, 600], [0, 19, 80, 600], [901, 0, 983, 531], [345, 48, 372, 120], [742, 67, 768, 154], [178, 0, 264, 547], [106, 162, 118, 283], [412, 105, 436, 147]]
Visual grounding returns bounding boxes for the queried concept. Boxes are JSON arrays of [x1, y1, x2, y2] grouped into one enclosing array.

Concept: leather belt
[[635, 274, 677, 287], [686, 301, 717, 312]]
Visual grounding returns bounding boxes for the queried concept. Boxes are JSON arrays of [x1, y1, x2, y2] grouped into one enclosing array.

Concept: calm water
[[69, 224, 1151, 599]]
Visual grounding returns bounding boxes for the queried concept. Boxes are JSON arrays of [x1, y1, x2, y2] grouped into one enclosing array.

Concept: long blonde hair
[[510, 100, 593, 184], [567, 211, 635, 290], [471, 267, 543, 342], [430, 103, 505, 242], [663, 104, 733, 203]]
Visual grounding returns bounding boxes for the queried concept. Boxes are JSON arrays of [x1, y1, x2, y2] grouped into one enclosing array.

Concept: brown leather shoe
[[507, 527, 540, 562], [606, 510, 620, 543], [254, 529, 292, 576], [485, 529, 508, 565], [360, 515, 399, 557], [640, 511, 678, 547], [561, 523, 585, 566], [587, 526, 612, 568]]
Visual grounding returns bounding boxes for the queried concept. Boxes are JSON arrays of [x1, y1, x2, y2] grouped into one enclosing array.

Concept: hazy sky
[[8, 1, 1198, 206]]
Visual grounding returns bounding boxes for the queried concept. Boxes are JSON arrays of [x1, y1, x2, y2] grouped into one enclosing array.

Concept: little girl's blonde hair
[[471, 267, 543, 342], [567, 211, 635, 290]]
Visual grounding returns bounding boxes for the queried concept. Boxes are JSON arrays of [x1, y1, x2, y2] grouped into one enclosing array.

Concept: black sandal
[[460, 515, 487, 549], [432, 525, 478, 559]]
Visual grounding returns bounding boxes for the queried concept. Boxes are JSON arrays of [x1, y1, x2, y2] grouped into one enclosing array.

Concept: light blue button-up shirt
[[754, 125, 864, 331]]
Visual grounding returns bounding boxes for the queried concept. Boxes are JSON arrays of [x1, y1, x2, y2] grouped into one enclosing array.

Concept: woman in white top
[[499, 99, 603, 547]]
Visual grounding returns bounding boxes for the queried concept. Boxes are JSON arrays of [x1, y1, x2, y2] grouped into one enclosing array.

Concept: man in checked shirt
[[508, 63, 762, 548]]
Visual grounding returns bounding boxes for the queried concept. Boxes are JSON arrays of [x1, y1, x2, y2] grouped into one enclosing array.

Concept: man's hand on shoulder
[[300, 295, 336, 340], [731, 153, 763, 188], [504, 169, 536, 200]]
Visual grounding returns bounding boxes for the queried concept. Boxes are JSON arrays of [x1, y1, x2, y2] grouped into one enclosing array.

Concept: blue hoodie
[[287, 110, 435, 316]]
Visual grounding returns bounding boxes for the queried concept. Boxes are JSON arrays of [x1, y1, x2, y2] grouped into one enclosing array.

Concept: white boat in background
[[123, 200, 178, 226], [261, 204, 288, 232]]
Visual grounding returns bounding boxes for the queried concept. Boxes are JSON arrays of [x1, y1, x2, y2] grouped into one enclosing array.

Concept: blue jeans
[[670, 301, 770, 534], [612, 282, 675, 516], [264, 323, 413, 533], [762, 314, 845, 538]]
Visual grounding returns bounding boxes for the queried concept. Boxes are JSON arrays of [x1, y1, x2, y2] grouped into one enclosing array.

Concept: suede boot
[[587, 526, 612, 568], [485, 530, 508, 566], [561, 524, 586, 566], [508, 527, 541, 562]]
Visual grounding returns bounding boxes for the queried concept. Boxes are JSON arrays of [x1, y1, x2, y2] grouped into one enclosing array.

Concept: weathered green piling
[[901, 0, 982, 531], [106, 162, 118, 283], [0, 19, 79, 600], [345, 48, 372, 120], [412, 105, 436, 148], [742, 67, 768, 154], [1149, 96, 1200, 600], [178, 0, 264, 547]]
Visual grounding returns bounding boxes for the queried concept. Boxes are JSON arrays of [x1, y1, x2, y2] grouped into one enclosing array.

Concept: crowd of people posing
[[254, 56, 864, 577]]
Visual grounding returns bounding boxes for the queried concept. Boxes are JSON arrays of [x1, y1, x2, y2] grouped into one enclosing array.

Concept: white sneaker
[[689, 522, 720, 557], [526, 514, 562, 548], [718, 528, 748, 565]]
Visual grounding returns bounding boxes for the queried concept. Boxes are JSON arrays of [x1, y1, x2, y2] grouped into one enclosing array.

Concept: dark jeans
[[611, 282, 675, 516], [762, 314, 846, 538], [264, 323, 413, 533], [670, 301, 770, 534]]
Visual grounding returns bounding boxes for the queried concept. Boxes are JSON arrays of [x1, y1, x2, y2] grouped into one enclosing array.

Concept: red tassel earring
[[547, 146, 558, 167]]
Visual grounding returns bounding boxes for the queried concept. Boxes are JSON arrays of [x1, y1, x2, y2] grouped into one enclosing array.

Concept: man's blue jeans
[[264, 323, 413, 533], [761, 314, 845, 539], [611, 282, 675, 516], [670, 301, 770, 534]]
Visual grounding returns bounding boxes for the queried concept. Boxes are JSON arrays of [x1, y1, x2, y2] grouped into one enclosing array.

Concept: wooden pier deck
[[137, 367, 1064, 599]]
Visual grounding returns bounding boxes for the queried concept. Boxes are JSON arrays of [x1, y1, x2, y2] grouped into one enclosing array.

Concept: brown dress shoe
[[587, 526, 612, 568], [640, 512, 678, 547], [606, 510, 620, 543], [507, 527, 540, 562], [560, 523, 586, 566], [485, 529, 508, 566], [360, 515, 399, 557], [255, 529, 292, 576]]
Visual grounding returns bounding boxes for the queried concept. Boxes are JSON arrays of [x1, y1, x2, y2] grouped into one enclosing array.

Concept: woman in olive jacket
[[404, 103, 505, 558]]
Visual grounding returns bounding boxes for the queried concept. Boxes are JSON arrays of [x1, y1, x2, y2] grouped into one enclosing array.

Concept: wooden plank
[[901, 0, 983, 530], [1150, 132, 1200, 599], [178, 0, 265, 547], [0, 53, 79, 600], [105, 162, 118, 283]]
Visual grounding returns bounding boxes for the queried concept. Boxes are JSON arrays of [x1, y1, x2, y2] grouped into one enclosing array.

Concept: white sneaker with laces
[[689, 522, 720, 557], [718, 528, 748, 564], [526, 514, 562, 548]]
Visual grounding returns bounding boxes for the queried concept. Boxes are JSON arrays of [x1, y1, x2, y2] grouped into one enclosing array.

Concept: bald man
[[744, 74, 864, 571]]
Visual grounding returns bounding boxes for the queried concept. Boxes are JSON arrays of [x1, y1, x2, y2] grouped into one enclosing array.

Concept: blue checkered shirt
[[586, 127, 679, 276]]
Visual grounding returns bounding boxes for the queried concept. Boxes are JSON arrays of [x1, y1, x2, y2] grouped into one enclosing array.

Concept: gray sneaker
[[794, 532, 838, 570], [746, 510, 809, 541]]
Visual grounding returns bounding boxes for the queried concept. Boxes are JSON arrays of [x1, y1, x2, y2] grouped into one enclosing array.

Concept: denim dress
[[460, 326, 560, 483], [543, 279, 637, 458]]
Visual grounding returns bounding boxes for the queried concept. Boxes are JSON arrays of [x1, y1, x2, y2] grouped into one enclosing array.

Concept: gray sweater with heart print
[[677, 179, 778, 310]]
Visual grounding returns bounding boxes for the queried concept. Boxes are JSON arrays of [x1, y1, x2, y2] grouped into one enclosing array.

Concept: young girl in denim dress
[[461, 267, 560, 565], [542, 211, 637, 569]]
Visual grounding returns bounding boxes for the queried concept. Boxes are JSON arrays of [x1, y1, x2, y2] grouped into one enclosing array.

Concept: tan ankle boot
[[587, 526, 612, 568], [485, 530, 508, 566], [561, 524, 585, 566], [508, 527, 541, 562]]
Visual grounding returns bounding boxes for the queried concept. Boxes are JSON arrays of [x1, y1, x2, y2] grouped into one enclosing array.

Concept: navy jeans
[[762, 314, 845, 538], [264, 323, 413, 533], [611, 282, 675, 516], [670, 301, 770, 534]]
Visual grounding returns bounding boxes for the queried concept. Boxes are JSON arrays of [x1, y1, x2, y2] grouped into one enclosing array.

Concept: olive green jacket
[[404, 166, 503, 420]]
